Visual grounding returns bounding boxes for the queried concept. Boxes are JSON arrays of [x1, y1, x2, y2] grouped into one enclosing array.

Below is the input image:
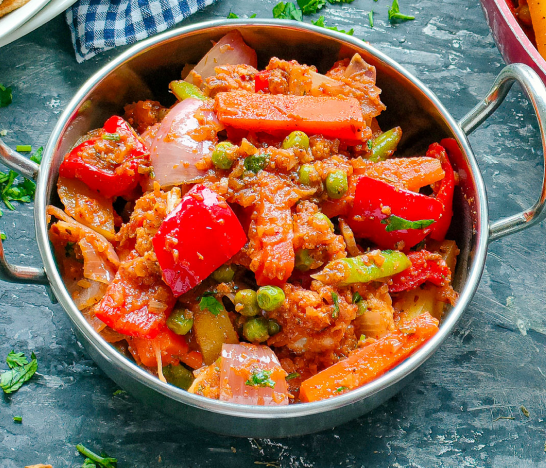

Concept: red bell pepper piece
[[347, 176, 444, 250], [153, 184, 247, 297], [254, 70, 270, 93], [388, 250, 451, 293], [427, 141, 455, 241], [59, 116, 148, 199]]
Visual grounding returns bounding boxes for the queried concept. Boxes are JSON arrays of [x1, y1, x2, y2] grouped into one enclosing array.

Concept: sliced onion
[[310, 71, 345, 95], [149, 98, 219, 187], [219, 343, 289, 406], [344, 53, 376, 82], [67, 278, 108, 311], [185, 31, 258, 88], [79, 237, 117, 284]]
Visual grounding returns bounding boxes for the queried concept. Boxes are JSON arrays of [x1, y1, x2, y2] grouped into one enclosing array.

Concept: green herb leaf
[[245, 369, 276, 388], [297, 0, 326, 15], [76, 444, 117, 468], [352, 292, 362, 304], [102, 133, 120, 141], [244, 154, 270, 173], [250, 13, 257, 17], [388, 0, 415, 23], [0, 84, 12, 108], [13, 415, 22, 422], [6, 351, 28, 368], [112, 389, 126, 396], [1, 233, 6, 241], [332, 291, 340, 318], [16, 145, 32, 152], [30, 147, 43, 164], [272, 2, 303, 21], [326, 0, 354, 3], [521, 405, 530, 418], [199, 295, 224, 316], [227, 12, 239, 18], [0, 351, 38, 394], [335, 386, 349, 393], [368, 10, 374, 28], [312, 16, 354, 35], [380, 215, 434, 232], [286, 372, 300, 380]]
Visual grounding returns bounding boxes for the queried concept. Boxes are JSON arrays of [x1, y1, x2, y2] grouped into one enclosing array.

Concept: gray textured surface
[[2, 0, 546, 466]]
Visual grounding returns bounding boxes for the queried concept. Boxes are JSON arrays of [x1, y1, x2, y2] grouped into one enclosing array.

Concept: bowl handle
[[459, 63, 546, 243], [0, 138, 48, 285]]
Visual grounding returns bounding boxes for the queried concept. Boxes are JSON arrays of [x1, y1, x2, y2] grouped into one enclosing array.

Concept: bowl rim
[[35, 19, 489, 419]]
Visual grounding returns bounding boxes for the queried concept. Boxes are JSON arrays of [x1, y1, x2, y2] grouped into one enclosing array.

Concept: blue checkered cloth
[[66, 0, 217, 63]]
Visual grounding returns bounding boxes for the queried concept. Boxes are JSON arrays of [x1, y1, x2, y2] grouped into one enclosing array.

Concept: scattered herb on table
[[368, 10, 374, 27], [13, 415, 22, 423], [326, 0, 354, 3], [0, 84, 12, 108], [298, 0, 326, 15], [388, 0, 415, 23], [30, 146, 43, 164], [112, 389, 126, 396], [272, 2, 303, 21], [199, 295, 224, 316], [492, 415, 515, 421], [227, 12, 239, 18], [312, 16, 354, 35], [76, 444, 117, 468], [245, 369, 276, 388], [16, 145, 32, 152], [381, 215, 435, 232], [521, 405, 530, 418], [0, 350, 38, 394]]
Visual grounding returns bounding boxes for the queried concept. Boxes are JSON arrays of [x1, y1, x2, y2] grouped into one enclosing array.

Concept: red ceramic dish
[[481, 0, 546, 81]]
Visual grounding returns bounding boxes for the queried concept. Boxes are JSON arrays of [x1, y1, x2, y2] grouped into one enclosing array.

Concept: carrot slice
[[528, 0, 546, 60], [299, 312, 439, 402], [214, 91, 370, 142]]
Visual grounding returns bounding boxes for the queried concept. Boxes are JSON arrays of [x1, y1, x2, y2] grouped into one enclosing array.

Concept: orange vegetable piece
[[131, 328, 190, 368], [528, 0, 546, 60], [180, 350, 204, 369], [299, 312, 439, 402], [214, 91, 371, 142]]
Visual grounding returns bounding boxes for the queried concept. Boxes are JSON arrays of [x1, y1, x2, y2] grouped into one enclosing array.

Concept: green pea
[[212, 142, 236, 170], [162, 364, 194, 390], [325, 170, 348, 199], [298, 164, 319, 186], [257, 286, 285, 311], [295, 249, 314, 271], [267, 319, 282, 336], [166, 308, 193, 335], [282, 131, 310, 150], [243, 317, 270, 343], [212, 264, 236, 283], [234, 289, 260, 317], [314, 212, 334, 232]]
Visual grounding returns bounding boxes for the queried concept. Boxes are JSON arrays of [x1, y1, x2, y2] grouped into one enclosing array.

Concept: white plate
[[0, 0, 51, 41], [0, 0, 77, 48]]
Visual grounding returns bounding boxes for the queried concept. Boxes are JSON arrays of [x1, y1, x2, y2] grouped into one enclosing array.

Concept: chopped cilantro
[[30, 147, 43, 164], [245, 369, 276, 388], [352, 292, 362, 304], [244, 154, 270, 174], [286, 372, 300, 380], [0, 84, 12, 108], [368, 10, 374, 28], [297, 0, 326, 15], [199, 295, 224, 316], [16, 145, 32, 152], [272, 2, 303, 21], [332, 292, 340, 318], [1, 233, 6, 241], [381, 215, 434, 232], [250, 13, 257, 17], [0, 351, 38, 394], [76, 444, 117, 468], [312, 16, 354, 35], [13, 416, 22, 423], [388, 0, 415, 23], [6, 351, 28, 368], [227, 12, 238, 18], [335, 386, 349, 393]]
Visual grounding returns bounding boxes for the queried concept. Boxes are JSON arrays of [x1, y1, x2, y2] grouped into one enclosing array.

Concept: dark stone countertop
[[2, 1, 546, 466]]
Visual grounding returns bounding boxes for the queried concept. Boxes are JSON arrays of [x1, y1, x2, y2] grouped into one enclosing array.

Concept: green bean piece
[[295, 249, 314, 271], [243, 317, 270, 343], [212, 142, 236, 170], [235, 289, 260, 317], [212, 264, 236, 283], [267, 319, 282, 336], [298, 164, 320, 186], [169, 80, 206, 101], [311, 250, 411, 286], [162, 364, 195, 390], [282, 131, 310, 150], [257, 286, 286, 311], [369, 127, 402, 162], [166, 308, 194, 335], [314, 212, 334, 232], [325, 170, 348, 199]]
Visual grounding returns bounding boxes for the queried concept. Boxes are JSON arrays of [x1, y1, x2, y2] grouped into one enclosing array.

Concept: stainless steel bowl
[[1, 20, 545, 438]]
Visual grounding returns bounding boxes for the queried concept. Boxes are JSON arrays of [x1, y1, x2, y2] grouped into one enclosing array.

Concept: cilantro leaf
[[227, 12, 238, 18], [286, 372, 300, 380], [76, 444, 117, 468], [368, 10, 374, 28], [272, 2, 303, 21], [332, 292, 340, 318], [250, 13, 257, 17], [335, 386, 349, 393], [244, 154, 270, 173], [352, 292, 362, 304], [380, 215, 435, 232], [1, 351, 38, 394], [0, 84, 12, 108], [6, 351, 28, 368], [297, 0, 326, 15], [312, 16, 354, 35], [245, 369, 276, 388], [388, 0, 415, 23], [199, 295, 224, 316], [13, 416, 22, 423]]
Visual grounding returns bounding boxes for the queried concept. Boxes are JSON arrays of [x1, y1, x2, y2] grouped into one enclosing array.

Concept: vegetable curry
[[48, 30, 459, 405]]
